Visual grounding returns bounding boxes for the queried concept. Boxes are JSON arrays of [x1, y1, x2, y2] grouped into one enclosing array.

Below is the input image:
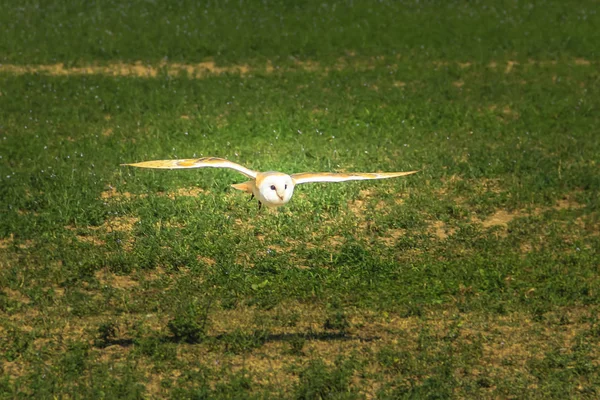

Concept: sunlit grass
[[1, 0, 599, 398]]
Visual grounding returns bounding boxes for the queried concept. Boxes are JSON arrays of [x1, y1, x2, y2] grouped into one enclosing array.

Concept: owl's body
[[232, 172, 295, 208], [122, 157, 417, 209]]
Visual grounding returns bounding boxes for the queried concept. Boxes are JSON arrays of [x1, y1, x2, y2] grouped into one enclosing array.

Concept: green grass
[[1, 0, 600, 398], [1, 0, 599, 64]]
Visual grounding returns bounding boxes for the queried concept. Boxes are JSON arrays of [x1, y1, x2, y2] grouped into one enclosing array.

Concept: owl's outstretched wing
[[291, 170, 418, 184], [122, 157, 258, 179]]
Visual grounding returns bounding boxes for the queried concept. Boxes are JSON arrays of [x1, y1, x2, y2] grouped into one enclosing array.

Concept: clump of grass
[[324, 301, 351, 331], [167, 314, 208, 344], [134, 336, 178, 363], [94, 321, 119, 348], [2, 327, 33, 362], [221, 328, 269, 355], [285, 335, 306, 356], [167, 299, 213, 344], [293, 358, 359, 399], [377, 346, 416, 375], [323, 310, 350, 331]]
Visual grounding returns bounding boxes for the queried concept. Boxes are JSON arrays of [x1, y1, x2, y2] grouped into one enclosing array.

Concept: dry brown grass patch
[[575, 58, 591, 66], [1, 360, 26, 379], [101, 185, 207, 202], [505, 61, 518, 73], [101, 186, 144, 201], [3, 288, 31, 304], [170, 187, 205, 198], [293, 59, 321, 72], [380, 228, 406, 246], [481, 210, 520, 228], [555, 196, 585, 211], [75, 234, 106, 246], [5, 302, 596, 395], [0, 234, 34, 250], [95, 268, 139, 289], [104, 216, 139, 233], [0, 235, 14, 249], [429, 220, 455, 239], [194, 305, 596, 392], [197, 255, 217, 266], [0, 60, 250, 78], [65, 215, 138, 249], [575, 213, 599, 237], [486, 104, 519, 120], [1, 58, 593, 79]]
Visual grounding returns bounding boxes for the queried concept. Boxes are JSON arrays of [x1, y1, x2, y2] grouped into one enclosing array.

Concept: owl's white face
[[256, 173, 295, 207]]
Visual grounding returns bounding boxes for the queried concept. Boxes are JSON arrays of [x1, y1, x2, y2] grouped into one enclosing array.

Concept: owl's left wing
[[291, 170, 418, 185], [121, 157, 257, 179]]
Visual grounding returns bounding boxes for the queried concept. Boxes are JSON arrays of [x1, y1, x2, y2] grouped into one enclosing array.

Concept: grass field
[[1, 0, 599, 398]]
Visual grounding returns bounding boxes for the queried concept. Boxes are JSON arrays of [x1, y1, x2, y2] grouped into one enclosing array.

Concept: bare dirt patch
[[95, 268, 139, 289], [505, 60, 518, 73], [182, 305, 596, 395], [0, 234, 34, 250], [104, 216, 139, 233], [380, 228, 406, 246], [3, 288, 31, 304], [101, 186, 143, 201], [486, 104, 519, 120], [197, 255, 217, 266], [436, 176, 584, 230], [168, 187, 205, 198], [75, 234, 106, 246], [481, 210, 520, 228], [1, 58, 593, 79], [575, 213, 599, 237], [1, 360, 26, 380], [66, 216, 138, 248], [0, 60, 249, 78], [555, 196, 585, 211], [101, 185, 206, 202], [430, 220, 455, 239], [466, 193, 588, 240], [293, 59, 321, 72], [0, 236, 13, 249]]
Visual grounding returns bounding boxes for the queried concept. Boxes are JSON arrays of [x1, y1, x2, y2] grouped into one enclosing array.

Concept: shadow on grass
[[95, 329, 378, 349]]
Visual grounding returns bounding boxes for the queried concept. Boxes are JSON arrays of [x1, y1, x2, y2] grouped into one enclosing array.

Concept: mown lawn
[[1, 1, 599, 398]]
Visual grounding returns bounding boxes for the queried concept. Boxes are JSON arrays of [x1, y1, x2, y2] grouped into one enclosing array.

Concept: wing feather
[[122, 157, 257, 178], [291, 171, 418, 184]]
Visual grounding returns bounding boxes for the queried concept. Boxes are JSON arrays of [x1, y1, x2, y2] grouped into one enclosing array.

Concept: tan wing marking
[[254, 171, 287, 187], [254, 173, 266, 187], [231, 181, 255, 193], [291, 171, 418, 184], [122, 157, 257, 178]]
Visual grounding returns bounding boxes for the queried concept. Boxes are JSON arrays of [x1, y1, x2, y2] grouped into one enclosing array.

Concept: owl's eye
[[284, 184, 288, 189], [270, 185, 276, 190]]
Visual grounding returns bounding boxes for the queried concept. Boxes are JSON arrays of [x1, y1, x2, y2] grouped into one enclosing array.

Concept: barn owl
[[122, 157, 418, 209]]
